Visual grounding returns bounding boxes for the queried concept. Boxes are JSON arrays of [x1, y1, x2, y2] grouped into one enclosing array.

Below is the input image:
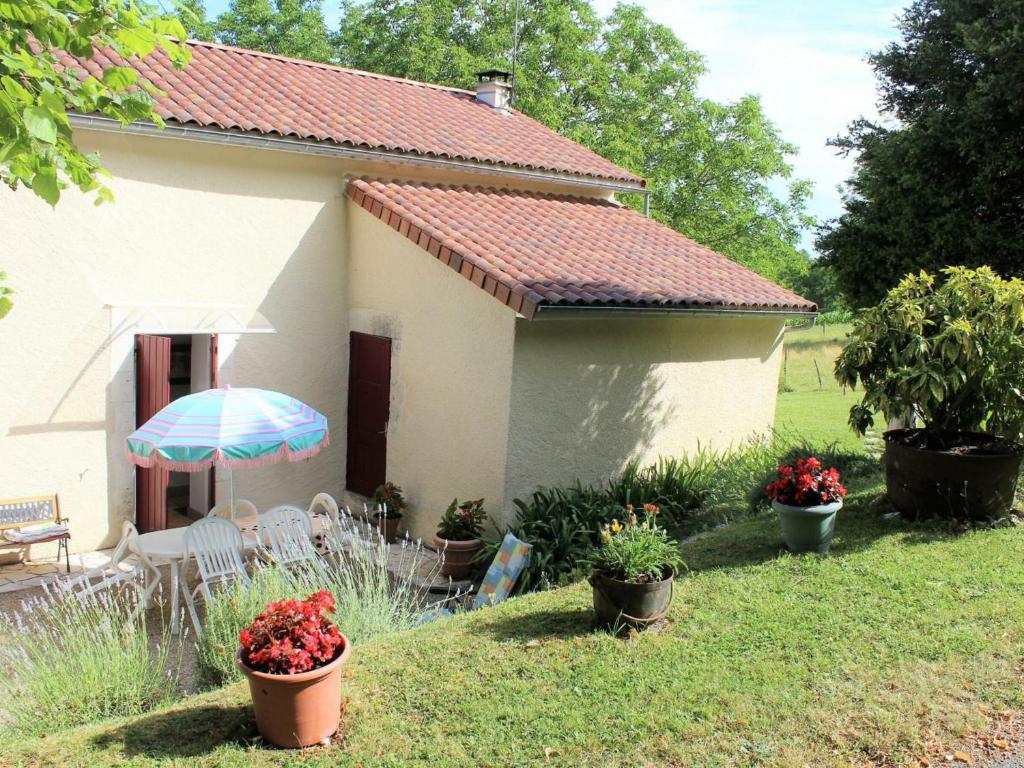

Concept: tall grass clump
[[197, 514, 436, 687], [0, 583, 179, 735]]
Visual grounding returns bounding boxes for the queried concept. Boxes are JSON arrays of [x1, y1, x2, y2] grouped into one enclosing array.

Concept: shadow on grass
[[90, 702, 256, 758], [478, 605, 595, 642], [680, 495, 958, 575]]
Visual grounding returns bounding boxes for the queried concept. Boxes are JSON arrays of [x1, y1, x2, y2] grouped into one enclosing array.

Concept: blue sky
[[195, 0, 904, 253]]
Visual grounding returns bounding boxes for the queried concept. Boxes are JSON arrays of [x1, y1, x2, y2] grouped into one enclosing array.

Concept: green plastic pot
[[772, 499, 842, 554]]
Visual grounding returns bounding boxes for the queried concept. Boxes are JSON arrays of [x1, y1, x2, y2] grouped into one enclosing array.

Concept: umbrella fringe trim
[[124, 432, 329, 472]]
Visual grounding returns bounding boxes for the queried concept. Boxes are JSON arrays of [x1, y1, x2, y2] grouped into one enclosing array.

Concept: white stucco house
[[0, 41, 815, 552]]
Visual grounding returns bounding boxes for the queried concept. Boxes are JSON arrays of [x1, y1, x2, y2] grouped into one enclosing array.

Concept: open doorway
[[135, 333, 217, 532]]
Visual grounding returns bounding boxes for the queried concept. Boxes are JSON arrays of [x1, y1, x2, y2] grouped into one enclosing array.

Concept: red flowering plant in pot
[[372, 481, 407, 543], [236, 590, 351, 748], [434, 498, 487, 579], [765, 457, 847, 554]]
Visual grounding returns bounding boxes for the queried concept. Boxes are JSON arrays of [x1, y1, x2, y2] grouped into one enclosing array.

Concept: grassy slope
[[7, 472, 1024, 768], [776, 323, 865, 453]]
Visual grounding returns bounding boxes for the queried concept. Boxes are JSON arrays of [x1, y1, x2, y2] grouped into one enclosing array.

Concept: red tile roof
[[63, 41, 643, 185], [348, 179, 816, 319]]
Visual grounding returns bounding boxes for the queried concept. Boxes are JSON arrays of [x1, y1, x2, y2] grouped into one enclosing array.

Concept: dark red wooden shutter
[[346, 332, 391, 497], [136, 335, 171, 533], [208, 334, 218, 510]]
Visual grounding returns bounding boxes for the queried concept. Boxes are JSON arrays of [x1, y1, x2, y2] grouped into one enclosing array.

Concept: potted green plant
[[587, 504, 683, 629], [372, 481, 406, 543], [434, 498, 486, 578], [766, 457, 847, 553], [836, 267, 1024, 521], [236, 590, 351, 748]]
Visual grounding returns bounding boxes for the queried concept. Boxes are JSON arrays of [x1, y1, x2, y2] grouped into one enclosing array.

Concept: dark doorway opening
[[346, 332, 392, 497], [135, 333, 217, 532]]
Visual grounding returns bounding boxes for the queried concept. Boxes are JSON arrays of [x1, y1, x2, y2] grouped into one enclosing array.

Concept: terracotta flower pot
[[589, 568, 674, 628], [772, 499, 842, 554], [236, 635, 351, 748], [433, 536, 482, 578], [374, 514, 401, 543]]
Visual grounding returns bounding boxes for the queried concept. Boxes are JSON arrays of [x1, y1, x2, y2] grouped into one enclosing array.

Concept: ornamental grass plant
[[0, 582, 181, 736], [198, 513, 437, 687]]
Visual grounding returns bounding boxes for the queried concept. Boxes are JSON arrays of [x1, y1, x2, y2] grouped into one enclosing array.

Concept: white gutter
[[533, 304, 818, 320], [70, 114, 649, 199]]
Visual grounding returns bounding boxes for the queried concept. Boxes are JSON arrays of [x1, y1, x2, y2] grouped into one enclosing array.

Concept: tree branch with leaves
[[0, 0, 191, 207]]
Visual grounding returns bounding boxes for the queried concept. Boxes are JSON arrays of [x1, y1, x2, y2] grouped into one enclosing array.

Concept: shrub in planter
[[434, 498, 487, 578], [766, 457, 847, 553], [236, 590, 351, 748], [372, 481, 406, 543], [587, 505, 684, 628], [836, 266, 1024, 520]]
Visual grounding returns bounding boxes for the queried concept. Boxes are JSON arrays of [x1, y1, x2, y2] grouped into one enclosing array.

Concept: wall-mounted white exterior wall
[[0, 121, 791, 553], [0, 130, 351, 553], [346, 203, 517, 542], [502, 314, 786, 508]]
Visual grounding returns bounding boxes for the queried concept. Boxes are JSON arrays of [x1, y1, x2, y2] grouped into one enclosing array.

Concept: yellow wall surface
[[0, 123, 790, 553], [346, 203, 517, 541], [0, 130, 351, 553], [502, 314, 786, 507]]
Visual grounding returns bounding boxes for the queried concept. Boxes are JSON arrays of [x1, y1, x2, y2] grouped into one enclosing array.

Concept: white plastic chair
[[307, 493, 341, 556], [258, 505, 318, 567], [61, 520, 161, 620], [207, 498, 258, 521], [307, 492, 339, 525], [182, 517, 250, 635]]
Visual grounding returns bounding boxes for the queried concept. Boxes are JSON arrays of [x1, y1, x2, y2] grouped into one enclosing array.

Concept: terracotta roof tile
[[61, 41, 642, 185], [348, 179, 816, 319]]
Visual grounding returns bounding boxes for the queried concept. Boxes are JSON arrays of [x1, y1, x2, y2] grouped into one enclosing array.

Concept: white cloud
[[592, 0, 904, 252]]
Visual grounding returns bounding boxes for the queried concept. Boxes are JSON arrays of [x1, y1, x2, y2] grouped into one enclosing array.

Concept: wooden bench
[[0, 495, 71, 573]]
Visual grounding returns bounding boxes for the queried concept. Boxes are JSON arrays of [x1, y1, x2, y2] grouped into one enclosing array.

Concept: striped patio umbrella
[[125, 387, 329, 472]]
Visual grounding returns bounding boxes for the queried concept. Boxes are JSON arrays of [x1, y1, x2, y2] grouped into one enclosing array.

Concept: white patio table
[[132, 511, 329, 635]]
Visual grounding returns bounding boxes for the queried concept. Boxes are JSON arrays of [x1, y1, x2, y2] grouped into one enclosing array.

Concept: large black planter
[[590, 568, 674, 628], [884, 429, 1023, 521]]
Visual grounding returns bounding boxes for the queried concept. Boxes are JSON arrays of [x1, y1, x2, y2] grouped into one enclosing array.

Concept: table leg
[[144, 565, 158, 608], [170, 560, 180, 636]]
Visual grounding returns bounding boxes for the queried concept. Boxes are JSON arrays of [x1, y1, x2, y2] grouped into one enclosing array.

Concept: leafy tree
[[790, 259, 847, 313], [0, 0, 190, 206], [212, 0, 333, 62], [176, 0, 216, 41], [332, 1, 814, 291], [835, 266, 1024, 437], [818, 0, 1024, 308]]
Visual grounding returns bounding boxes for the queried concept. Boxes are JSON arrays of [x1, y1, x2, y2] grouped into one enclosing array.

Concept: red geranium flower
[[239, 590, 344, 675], [765, 457, 847, 507]]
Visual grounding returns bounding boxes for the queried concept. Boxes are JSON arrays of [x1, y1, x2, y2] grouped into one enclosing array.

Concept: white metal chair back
[[184, 517, 249, 597], [62, 520, 160, 619], [208, 498, 258, 521], [258, 505, 317, 567], [307, 492, 339, 525], [307, 493, 341, 556]]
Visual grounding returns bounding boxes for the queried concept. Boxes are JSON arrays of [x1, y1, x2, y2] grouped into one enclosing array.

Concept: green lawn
[[776, 323, 867, 453], [6, 470, 1024, 767]]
